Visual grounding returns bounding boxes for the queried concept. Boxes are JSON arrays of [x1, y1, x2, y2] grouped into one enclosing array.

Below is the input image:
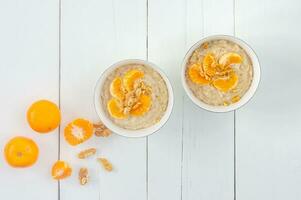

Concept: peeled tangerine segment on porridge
[[64, 118, 94, 146], [123, 69, 144, 91], [52, 160, 72, 180], [202, 53, 217, 76], [107, 98, 127, 119], [188, 64, 210, 85], [130, 94, 152, 116], [219, 52, 242, 67], [213, 71, 239, 92], [110, 77, 125, 100]]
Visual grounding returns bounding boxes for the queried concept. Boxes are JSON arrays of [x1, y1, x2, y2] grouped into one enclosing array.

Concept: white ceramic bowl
[[181, 35, 261, 112], [94, 59, 174, 138]]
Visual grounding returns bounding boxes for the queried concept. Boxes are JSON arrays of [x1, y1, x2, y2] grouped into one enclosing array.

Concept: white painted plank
[[236, 0, 301, 199], [147, 0, 186, 199], [60, 0, 147, 200], [0, 0, 59, 199], [182, 0, 235, 199]]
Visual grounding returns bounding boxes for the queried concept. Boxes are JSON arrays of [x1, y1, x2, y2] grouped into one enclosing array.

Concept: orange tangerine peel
[[64, 118, 93, 146], [4, 136, 39, 168], [52, 160, 72, 180]]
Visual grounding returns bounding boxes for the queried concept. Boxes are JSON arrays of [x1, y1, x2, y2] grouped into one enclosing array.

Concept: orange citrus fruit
[[213, 71, 238, 92], [123, 69, 144, 91], [218, 52, 242, 67], [51, 160, 72, 180], [130, 94, 152, 116], [4, 136, 39, 168], [202, 53, 217, 77], [27, 100, 61, 133], [64, 118, 93, 146], [110, 77, 125, 100], [188, 64, 210, 85], [107, 99, 127, 119]]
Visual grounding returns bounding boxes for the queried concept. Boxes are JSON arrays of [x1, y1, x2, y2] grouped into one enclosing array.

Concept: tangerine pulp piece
[[218, 52, 242, 67], [52, 160, 72, 180], [130, 94, 152, 116], [188, 64, 210, 85], [107, 99, 127, 119], [213, 71, 238, 92], [123, 69, 144, 91], [110, 77, 125, 100]]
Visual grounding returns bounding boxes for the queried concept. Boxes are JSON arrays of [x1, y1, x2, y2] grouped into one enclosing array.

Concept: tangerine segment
[[107, 99, 127, 119], [218, 52, 242, 67], [123, 69, 144, 91], [4, 136, 39, 168], [202, 53, 217, 76], [130, 95, 152, 116], [110, 77, 125, 100], [27, 100, 61, 133], [188, 64, 210, 85], [213, 72, 238, 92], [64, 118, 93, 146], [52, 160, 72, 180]]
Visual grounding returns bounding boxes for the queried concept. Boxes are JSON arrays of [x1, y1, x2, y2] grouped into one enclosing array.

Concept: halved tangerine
[[123, 69, 144, 91], [213, 71, 238, 92], [130, 94, 152, 116], [4, 136, 39, 168], [218, 52, 242, 67], [110, 77, 125, 100], [64, 118, 93, 146], [188, 64, 210, 85], [52, 160, 72, 180], [107, 99, 127, 119]]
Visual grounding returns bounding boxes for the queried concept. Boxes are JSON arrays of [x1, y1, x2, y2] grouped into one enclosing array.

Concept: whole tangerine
[[27, 100, 61, 133], [4, 136, 39, 168]]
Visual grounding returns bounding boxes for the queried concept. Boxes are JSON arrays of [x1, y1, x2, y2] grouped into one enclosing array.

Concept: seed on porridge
[[98, 158, 113, 172], [185, 39, 253, 106], [231, 95, 241, 103], [78, 148, 96, 159], [79, 167, 89, 185], [101, 63, 169, 130]]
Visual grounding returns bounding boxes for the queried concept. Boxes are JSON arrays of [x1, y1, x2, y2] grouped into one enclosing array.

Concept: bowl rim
[[94, 59, 174, 138], [181, 34, 261, 113]]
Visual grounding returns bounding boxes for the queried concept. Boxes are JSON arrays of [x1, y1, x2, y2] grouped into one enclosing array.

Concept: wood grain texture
[[60, 0, 147, 200], [0, 0, 59, 199], [235, 0, 301, 199], [182, 0, 235, 199], [147, 0, 186, 199]]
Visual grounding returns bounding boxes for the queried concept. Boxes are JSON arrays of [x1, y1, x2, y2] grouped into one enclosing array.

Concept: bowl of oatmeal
[[94, 59, 174, 137], [182, 35, 260, 112]]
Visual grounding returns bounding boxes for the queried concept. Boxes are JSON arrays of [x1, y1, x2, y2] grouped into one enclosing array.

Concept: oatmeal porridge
[[100, 63, 169, 130], [185, 39, 253, 106]]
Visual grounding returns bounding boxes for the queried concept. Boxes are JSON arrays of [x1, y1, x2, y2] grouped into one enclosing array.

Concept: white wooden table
[[1, 0, 301, 199]]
